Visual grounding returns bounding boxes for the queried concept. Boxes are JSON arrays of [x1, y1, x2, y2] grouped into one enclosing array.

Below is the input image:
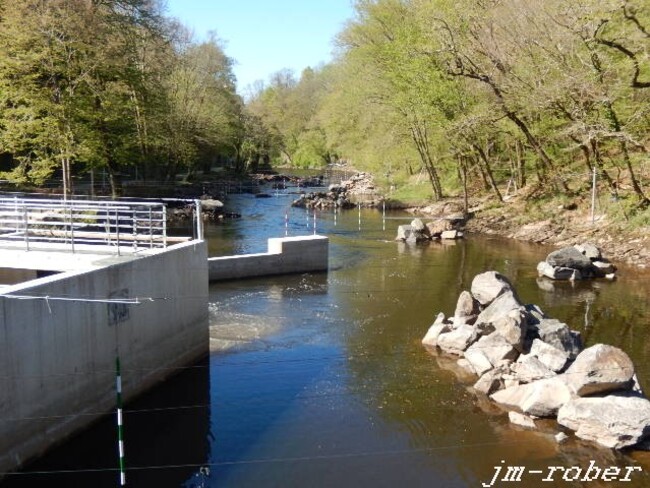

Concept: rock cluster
[[395, 218, 464, 243], [168, 196, 240, 222], [292, 172, 381, 209], [422, 271, 650, 450], [537, 243, 617, 281]]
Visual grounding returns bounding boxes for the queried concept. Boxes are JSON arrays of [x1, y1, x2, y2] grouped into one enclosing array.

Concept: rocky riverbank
[[410, 197, 650, 268], [423, 271, 650, 450]]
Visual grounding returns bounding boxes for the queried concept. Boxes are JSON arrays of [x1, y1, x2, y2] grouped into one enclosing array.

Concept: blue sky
[[165, 0, 356, 93]]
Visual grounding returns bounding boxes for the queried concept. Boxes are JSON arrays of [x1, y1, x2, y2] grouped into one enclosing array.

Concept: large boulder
[[546, 246, 595, 274], [490, 376, 573, 417], [564, 344, 635, 396], [470, 271, 515, 306], [474, 292, 526, 349], [557, 394, 650, 449], [529, 339, 569, 372], [437, 324, 479, 355], [534, 318, 582, 359]]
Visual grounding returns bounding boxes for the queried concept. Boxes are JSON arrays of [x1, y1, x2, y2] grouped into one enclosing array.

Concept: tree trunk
[[472, 143, 503, 202]]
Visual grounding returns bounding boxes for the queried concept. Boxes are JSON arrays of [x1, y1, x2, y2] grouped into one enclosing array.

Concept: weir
[[0, 197, 209, 477], [208, 235, 329, 281]]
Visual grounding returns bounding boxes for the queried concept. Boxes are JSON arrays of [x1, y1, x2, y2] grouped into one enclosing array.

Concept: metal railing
[[0, 197, 173, 255]]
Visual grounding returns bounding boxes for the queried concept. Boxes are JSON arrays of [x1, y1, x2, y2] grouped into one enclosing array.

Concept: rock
[[410, 218, 427, 232], [470, 271, 515, 306], [509, 411, 537, 429], [546, 246, 595, 274], [467, 333, 519, 367], [511, 355, 556, 383], [491, 376, 573, 417], [536, 261, 575, 280], [555, 432, 569, 444], [453, 291, 480, 326], [524, 304, 546, 324], [592, 260, 616, 276], [529, 339, 569, 372], [200, 198, 224, 211], [557, 394, 650, 449], [396, 225, 413, 241], [464, 347, 493, 376], [475, 367, 508, 395], [457, 358, 476, 375], [422, 313, 451, 348], [535, 318, 582, 359], [575, 243, 602, 261], [437, 324, 479, 355], [426, 220, 453, 237], [474, 292, 526, 349], [564, 344, 635, 396], [441, 230, 462, 240]]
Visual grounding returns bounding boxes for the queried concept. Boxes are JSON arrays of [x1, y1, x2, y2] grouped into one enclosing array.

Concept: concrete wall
[[0, 240, 209, 474], [208, 235, 329, 281]]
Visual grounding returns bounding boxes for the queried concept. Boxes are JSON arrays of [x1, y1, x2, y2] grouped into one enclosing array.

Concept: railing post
[[194, 199, 203, 240], [162, 205, 167, 248], [23, 204, 29, 251], [69, 203, 75, 253], [132, 210, 137, 252], [149, 208, 153, 249], [115, 209, 121, 256]]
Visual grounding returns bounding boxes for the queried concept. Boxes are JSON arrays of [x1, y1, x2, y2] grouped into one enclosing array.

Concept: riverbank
[[409, 195, 650, 269]]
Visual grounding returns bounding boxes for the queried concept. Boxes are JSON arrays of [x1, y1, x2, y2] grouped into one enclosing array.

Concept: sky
[[165, 0, 356, 94]]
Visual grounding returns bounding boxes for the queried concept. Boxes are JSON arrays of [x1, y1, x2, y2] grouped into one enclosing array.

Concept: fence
[[0, 197, 184, 255]]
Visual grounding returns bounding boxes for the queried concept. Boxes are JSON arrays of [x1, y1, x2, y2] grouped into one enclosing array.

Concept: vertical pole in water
[[382, 200, 386, 232], [313, 210, 316, 235], [115, 353, 126, 486], [334, 205, 337, 227], [591, 165, 597, 225], [358, 202, 361, 231], [285, 210, 289, 237]]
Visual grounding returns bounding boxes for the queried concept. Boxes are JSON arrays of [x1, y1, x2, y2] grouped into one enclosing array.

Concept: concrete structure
[[208, 235, 329, 281], [0, 239, 209, 475]]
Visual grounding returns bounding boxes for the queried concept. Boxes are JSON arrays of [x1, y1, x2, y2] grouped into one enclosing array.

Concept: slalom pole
[[313, 210, 317, 235], [285, 210, 289, 237], [115, 355, 126, 486]]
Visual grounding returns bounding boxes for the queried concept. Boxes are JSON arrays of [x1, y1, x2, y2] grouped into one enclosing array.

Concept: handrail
[[0, 197, 176, 255]]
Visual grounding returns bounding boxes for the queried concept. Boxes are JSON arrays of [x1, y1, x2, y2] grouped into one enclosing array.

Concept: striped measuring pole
[[115, 356, 126, 486]]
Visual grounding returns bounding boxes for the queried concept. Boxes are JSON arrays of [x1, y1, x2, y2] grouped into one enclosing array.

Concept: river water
[[3, 189, 650, 487]]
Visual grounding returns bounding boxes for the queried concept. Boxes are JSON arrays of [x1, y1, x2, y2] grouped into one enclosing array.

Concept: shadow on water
[[1, 357, 211, 487]]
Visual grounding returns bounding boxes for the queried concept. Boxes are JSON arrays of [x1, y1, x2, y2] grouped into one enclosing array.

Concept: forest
[[0, 0, 649, 222]]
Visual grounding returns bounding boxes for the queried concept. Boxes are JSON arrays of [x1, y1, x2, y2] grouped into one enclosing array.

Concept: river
[[3, 188, 650, 487]]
